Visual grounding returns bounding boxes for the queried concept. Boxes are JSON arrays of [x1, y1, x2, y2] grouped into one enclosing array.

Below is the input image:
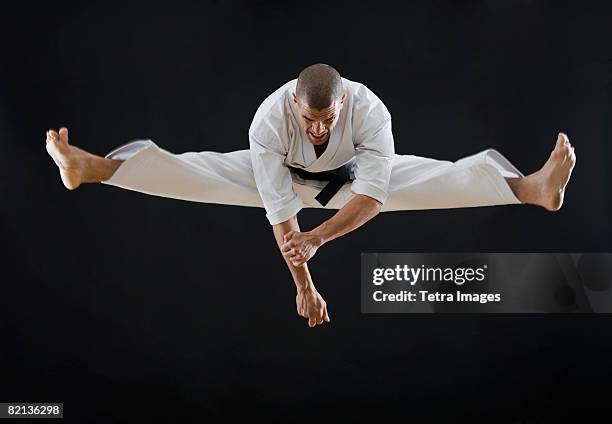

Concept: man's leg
[[375, 132, 576, 213], [46, 127, 122, 189], [45, 126, 266, 208], [504, 133, 576, 211]]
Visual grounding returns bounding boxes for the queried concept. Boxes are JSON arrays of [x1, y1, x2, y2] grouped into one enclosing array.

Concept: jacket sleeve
[[249, 133, 305, 225], [350, 103, 395, 205]]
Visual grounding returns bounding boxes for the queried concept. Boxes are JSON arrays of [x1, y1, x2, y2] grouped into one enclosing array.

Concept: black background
[[1, 1, 611, 422]]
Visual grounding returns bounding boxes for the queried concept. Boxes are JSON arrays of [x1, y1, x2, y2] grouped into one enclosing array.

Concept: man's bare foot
[[508, 132, 577, 211], [46, 127, 90, 190], [46, 127, 122, 189]]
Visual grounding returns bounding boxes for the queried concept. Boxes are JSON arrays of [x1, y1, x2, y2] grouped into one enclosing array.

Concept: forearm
[[272, 216, 315, 291], [311, 194, 381, 245]]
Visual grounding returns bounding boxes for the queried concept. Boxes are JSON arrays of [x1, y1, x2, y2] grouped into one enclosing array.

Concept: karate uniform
[[102, 77, 523, 224]]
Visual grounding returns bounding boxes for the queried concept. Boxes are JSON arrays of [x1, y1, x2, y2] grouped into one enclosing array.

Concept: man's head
[[293, 64, 346, 145]]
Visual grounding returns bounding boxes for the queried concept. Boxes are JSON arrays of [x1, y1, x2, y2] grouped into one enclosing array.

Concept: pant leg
[[101, 140, 265, 208], [329, 148, 524, 212]]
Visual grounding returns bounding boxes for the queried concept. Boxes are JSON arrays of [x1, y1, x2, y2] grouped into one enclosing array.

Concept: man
[[45, 64, 576, 328]]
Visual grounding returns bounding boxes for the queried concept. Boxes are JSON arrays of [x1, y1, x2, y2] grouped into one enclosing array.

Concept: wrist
[[295, 279, 315, 293], [290, 264, 313, 291], [308, 226, 328, 247], [297, 284, 315, 294]]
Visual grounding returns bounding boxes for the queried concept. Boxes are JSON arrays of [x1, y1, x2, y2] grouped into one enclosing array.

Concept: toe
[[556, 132, 568, 146], [59, 127, 69, 144]]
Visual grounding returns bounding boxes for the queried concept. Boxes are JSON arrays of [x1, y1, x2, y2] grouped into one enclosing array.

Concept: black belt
[[288, 163, 353, 206]]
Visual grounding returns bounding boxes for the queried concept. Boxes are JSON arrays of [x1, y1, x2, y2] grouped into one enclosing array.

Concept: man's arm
[[312, 193, 381, 244], [248, 134, 331, 327], [281, 194, 381, 267], [272, 216, 331, 327]]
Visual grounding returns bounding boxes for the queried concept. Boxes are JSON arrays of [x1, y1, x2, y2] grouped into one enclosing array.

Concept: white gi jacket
[[248, 77, 395, 225]]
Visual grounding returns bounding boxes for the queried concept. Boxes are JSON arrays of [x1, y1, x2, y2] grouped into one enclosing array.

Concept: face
[[293, 92, 346, 145]]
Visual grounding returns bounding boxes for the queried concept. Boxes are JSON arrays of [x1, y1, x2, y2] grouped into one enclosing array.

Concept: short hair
[[296, 64, 343, 110]]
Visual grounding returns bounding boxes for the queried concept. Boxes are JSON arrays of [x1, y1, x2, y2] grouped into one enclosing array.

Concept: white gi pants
[[101, 140, 523, 214]]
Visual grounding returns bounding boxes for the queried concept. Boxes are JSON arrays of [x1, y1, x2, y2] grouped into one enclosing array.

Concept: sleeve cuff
[[350, 180, 389, 205], [265, 194, 305, 225]]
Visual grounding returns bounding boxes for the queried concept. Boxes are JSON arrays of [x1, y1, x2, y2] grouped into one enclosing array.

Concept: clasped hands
[[281, 230, 324, 267]]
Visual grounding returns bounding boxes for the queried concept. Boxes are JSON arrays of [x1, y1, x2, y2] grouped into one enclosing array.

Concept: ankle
[[506, 177, 523, 200], [506, 176, 536, 205], [97, 157, 122, 182], [82, 155, 112, 183]]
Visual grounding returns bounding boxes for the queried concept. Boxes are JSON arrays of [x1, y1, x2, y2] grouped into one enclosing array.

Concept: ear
[[292, 92, 298, 104], [340, 92, 347, 104]]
